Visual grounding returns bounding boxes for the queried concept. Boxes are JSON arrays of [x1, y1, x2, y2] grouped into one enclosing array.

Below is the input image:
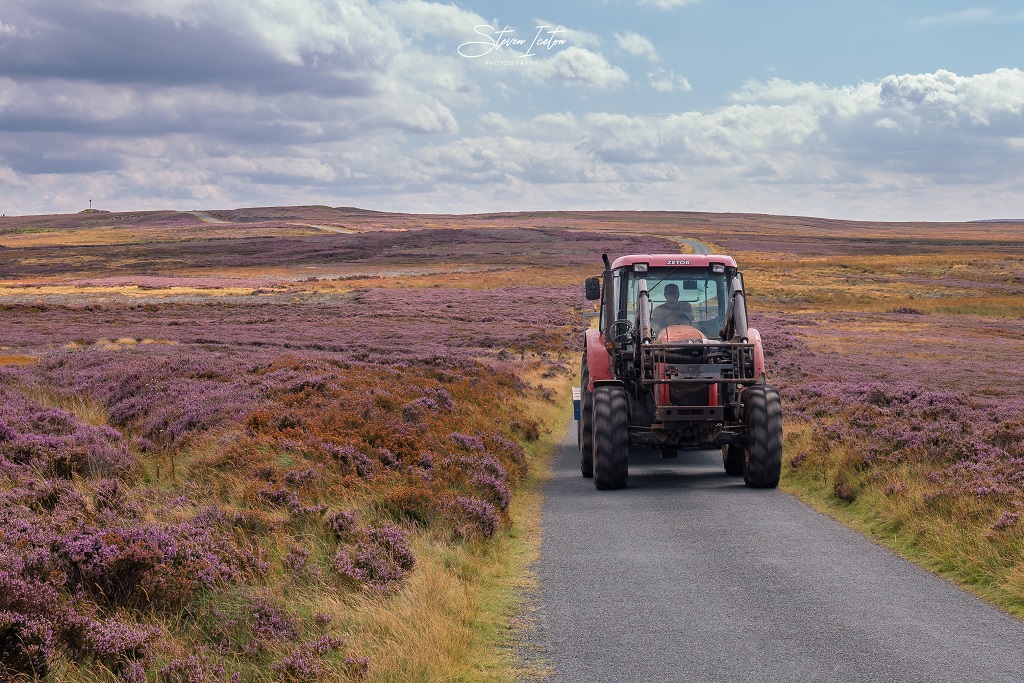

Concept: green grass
[[781, 423, 1024, 620]]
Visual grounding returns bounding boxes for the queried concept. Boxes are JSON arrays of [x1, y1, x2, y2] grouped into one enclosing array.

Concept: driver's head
[[664, 283, 679, 300]]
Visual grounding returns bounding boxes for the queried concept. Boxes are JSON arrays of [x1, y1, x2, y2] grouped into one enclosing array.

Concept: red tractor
[[578, 253, 782, 489]]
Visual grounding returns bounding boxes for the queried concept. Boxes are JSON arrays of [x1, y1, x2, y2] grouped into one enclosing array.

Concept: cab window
[[622, 267, 729, 339]]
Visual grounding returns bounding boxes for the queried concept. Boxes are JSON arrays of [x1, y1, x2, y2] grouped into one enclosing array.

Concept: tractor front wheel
[[722, 443, 744, 476], [579, 356, 594, 477], [743, 386, 783, 489], [592, 385, 629, 490]]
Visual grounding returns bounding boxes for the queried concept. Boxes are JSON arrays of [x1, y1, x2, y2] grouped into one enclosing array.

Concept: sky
[[0, 0, 1022, 220]]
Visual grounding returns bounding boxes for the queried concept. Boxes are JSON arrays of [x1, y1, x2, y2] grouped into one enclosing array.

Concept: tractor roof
[[610, 254, 738, 269]]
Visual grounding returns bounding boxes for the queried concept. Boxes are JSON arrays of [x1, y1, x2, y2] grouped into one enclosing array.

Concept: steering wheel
[[610, 319, 634, 344]]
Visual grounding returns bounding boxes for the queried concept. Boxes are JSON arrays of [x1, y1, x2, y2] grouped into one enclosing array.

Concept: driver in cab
[[651, 283, 693, 329]]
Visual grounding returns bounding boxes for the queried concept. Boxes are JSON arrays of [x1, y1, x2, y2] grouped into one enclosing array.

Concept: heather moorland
[[3, 209, 680, 682], [2, 207, 1023, 680]]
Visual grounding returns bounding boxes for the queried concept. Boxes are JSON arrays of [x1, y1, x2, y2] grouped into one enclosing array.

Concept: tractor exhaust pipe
[[637, 278, 653, 344], [723, 274, 749, 342], [731, 276, 749, 342], [602, 254, 616, 345]]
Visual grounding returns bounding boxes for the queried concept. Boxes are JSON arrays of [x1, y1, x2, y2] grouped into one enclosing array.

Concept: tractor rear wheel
[[722, 443, 744, 476], [743, 386, 783, 489], [592, 385, 629, 490], [579, 355, 594, 477]]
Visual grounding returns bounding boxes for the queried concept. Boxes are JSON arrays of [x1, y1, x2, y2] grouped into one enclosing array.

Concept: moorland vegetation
[[2, 206, 1023, 680], [742, 245, 1024, 618], [1, 211, 680, 682]]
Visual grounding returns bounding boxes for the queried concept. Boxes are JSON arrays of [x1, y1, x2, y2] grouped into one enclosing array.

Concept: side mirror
[[584, 277, 601, 301]]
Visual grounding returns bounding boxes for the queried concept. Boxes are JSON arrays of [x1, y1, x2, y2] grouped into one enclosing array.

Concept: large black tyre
[[579, 356, 594, 478], [722, 443, 744, 476], [743, 386, 783, 488], [592, 385, 629, 490]]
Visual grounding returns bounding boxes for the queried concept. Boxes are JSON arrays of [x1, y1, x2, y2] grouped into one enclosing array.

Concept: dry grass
[[0, 359, 572, 681], [18, 385, 110, 427], [720, 228, 1024, 619], [782, 424, 1024, 618], [7, 206, 1022, 675], [738, 251, 1024, 316], [768, 256, 1024, 619], [0, 353, 38, 366], [292, 368, 571, 683], [0, 283, 260, 298], [342, 266, 593, 291], [0, 268, 589, 300], [0, 224, 320, 248], [60, 338, 179, 352]]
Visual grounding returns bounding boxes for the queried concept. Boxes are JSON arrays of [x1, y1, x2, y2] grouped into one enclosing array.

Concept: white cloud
[[637, 0, 701, 9], [578, 104, 821, 166], [873, 117, 903, 132], [648, 69, 692, 92], [415, 134, 616, 186], [0, 0, 469, 140], [0, 162, 24, 187], [731, 70, 1024, 131], [912, 7, 996, 27], [878, 69, 1024, 126], [391, 103, 460, 136], [616, 31, 659, 61], [532, 112, 578, 128], [206, 155, 338, 183], [0, 77, 458, 139], [535, 20, 601, 50], [524, 47, 629, 88], [390, 51, 477, 100], [382, 0, 489, 42], [104, 0, 398, 69], [2, 0, 1023, 222], [375, 68, 1024, 219], [731, 78, 837, 104], [0, 78, 17, 110], [910, 7, 1024, 27], [479, 112, 514, 134]]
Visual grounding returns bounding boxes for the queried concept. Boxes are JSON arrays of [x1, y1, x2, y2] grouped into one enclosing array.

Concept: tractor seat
[[657, 325, 706, 343]]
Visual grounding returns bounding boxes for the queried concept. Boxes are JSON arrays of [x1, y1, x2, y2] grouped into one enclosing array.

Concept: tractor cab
[[586, 255, 745, 346], [608, 256, 741, 342]]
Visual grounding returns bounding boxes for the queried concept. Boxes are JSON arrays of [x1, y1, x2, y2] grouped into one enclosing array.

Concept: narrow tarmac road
[[184, 210, 230, 224], [528, 425, 1024, 682]]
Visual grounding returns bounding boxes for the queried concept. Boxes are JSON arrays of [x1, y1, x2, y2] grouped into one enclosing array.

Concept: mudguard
[[585, 328, 612, 391], [748, 327, 766, 380]]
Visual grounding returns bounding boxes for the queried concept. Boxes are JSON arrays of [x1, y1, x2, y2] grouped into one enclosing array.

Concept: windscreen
[[622, 267, 729, 339]]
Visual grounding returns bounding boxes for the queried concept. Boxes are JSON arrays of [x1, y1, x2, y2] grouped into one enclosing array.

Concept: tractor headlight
[[711, 263, 726, 273], [633, 263, 648, 272]]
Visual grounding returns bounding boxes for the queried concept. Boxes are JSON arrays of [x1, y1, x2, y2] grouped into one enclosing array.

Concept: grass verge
[[781, 422, 1024, 620], [329, 374, 572, 682]]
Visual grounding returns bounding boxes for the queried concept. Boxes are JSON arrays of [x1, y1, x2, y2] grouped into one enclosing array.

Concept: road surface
[[185, 211, 230, 224], [527, 426, 1024, 682], [677, 238, 711, 255]]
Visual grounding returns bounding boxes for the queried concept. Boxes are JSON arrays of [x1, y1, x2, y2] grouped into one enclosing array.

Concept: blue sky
[[1, 0, 1022, 220]]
